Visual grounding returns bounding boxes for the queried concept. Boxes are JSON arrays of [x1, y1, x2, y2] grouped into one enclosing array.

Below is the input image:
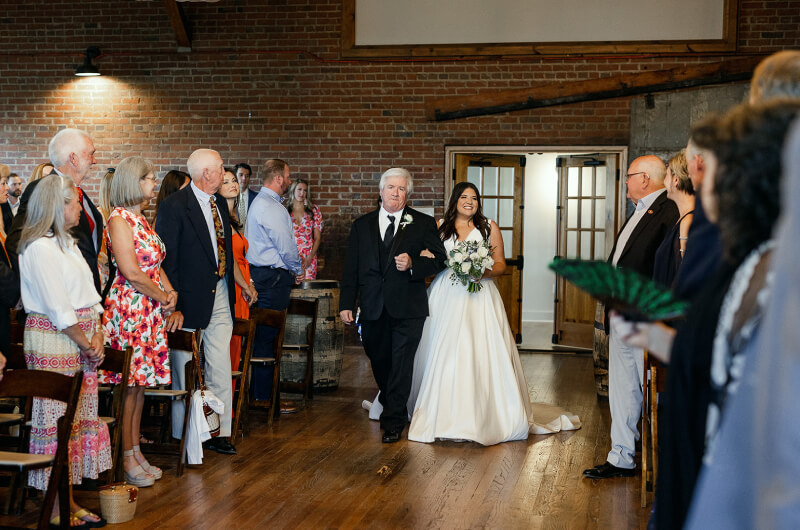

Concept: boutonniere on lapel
[[400, 213, 414, 229]]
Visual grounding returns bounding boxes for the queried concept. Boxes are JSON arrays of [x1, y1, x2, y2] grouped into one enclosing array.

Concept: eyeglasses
[[625, 172, 648, 180]]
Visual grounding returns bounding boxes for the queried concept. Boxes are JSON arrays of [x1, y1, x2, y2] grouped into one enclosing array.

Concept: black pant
[[360, 309, 425, 432], [250, 266, 294, 401]]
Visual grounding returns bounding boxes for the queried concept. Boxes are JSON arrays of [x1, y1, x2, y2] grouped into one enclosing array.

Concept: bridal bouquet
[[447, 239, 495, 293]]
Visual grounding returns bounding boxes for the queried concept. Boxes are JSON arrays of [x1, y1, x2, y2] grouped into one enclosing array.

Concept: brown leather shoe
[[279, 400, 299, 414]]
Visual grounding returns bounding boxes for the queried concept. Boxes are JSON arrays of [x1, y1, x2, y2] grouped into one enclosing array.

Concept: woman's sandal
[[73, 508, 107, 528], [133, 444, 162, 480], [49, 513, 87, 529], [123, 449, 155, 487], [139, 434, 155, 445]]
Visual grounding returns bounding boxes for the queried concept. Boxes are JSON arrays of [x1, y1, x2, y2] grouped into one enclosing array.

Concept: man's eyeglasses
[[625, 172, 648, 180]]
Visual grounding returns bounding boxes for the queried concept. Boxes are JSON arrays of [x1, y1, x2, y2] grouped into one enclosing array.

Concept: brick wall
[[1, 0, 799, 277]]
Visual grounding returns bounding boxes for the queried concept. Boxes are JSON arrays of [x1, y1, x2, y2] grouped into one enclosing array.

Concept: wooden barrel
[[592, 301, 609, 399], [281, 280, 344, 391]]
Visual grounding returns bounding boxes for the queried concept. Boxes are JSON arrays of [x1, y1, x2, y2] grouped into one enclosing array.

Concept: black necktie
[[383, 215, 395, 247]]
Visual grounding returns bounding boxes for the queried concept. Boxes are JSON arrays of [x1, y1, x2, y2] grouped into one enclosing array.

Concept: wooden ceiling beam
[[164, 0, 192, 49], [425, 56, 764, 122]]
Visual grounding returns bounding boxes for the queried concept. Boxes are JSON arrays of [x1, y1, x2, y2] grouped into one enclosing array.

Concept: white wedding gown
[[404, 227, 581, 446]]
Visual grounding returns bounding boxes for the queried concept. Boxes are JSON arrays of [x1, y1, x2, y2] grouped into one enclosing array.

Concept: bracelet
[[678, 237, 688, 241]]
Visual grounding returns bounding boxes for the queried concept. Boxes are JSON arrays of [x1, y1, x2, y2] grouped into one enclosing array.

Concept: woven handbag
[[191, 333, 220, 438]]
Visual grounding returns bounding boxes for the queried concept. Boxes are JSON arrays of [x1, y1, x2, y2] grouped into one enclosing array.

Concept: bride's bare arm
[[483, 221, 506, 278]]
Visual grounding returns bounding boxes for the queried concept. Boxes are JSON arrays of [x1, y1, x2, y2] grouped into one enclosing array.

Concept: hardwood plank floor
[[0, 347, 650, 529]]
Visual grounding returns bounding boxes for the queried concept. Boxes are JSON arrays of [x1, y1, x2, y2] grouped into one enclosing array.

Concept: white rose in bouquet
[[477, 246, 489, 258], [460, 262, 471, 274], [452, 252, 464, 263], [470, 252, 480, 261]]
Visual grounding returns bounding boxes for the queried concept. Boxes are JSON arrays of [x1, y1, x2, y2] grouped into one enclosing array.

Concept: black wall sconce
[[75, 46, 101, 77]]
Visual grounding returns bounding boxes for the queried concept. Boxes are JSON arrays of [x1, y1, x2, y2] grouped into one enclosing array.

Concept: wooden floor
[[0, 348, 650, 529]]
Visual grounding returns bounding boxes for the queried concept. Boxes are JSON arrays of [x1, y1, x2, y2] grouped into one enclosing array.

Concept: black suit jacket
[[0, 246, 19, 355], [1, 203, 12, 237], [5, 177, 104, 294], [155, 185, 236, 330], [340, 207, 447, 321], [607, 192, 679, 278], [247, 189, 258, 208]]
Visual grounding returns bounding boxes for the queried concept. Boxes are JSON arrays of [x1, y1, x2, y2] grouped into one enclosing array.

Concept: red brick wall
[[1, 0, 799, 277]]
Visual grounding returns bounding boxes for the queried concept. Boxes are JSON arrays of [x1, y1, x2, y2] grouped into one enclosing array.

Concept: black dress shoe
[[204, 437, 237, 455], [381, 430, 402, 443], [582, 462, 635, 479]]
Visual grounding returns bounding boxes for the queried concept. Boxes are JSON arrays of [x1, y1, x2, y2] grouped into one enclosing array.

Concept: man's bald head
[[187, 148, 225, 194], [626, 155, 666, 202]]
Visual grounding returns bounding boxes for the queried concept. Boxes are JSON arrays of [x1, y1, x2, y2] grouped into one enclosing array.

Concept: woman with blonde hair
[[19, 174, 110, 527], [28, 162, 54, 182], [286, 179, 323, 279], [100, 156, 176, 487], [653, 150, 695, 288]]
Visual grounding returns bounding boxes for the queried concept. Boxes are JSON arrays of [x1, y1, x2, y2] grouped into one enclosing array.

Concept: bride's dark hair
[[439, 182, 491, 241]]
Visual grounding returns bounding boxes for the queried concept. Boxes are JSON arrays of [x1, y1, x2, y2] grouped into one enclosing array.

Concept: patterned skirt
[[24, 309, 112, 490]]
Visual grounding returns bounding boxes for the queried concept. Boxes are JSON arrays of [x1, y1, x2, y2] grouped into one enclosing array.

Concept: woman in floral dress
[[101, 156, 177, 487], [287, 179, 323, 279], [19, 174, 110, 527]]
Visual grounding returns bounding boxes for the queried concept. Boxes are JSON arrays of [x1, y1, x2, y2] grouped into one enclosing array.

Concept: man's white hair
[[186, 148, 220, 180], [48, 128, 91, 168], [379, 167, 413, 194]]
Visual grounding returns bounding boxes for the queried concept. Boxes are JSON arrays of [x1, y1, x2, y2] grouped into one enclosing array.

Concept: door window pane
[[501, 229, 513, 259], [581, 167, 593, 196], [594, 231, 606, 259], [467, 166, 482, 189], [498, 198, 514, 227], [566, 231, 577, 259], [484, 167, 498, 195], [483, 198, 498, 223], [596, 166, 606, 196], [581, 200, 592, 229], [499, 167, 514, 195], [568, 167, 579, 196], [567, 199, 578, 228], [581, 230, 592, 258], [595, 198, 606, 227]]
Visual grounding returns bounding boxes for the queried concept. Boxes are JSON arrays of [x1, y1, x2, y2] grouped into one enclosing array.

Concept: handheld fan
[[548, 258, 689, 321]]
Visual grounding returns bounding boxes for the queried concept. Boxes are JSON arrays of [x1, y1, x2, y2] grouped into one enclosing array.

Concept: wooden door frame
[[444, 146, 628, 227]]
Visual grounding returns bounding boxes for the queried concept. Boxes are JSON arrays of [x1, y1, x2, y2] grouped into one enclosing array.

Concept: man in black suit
[[339, 168, 447, 443], [234, 163, 259, 226], [583, 155, 678, 479], [156, 149, 257, 455], [5, 128, 104, 294]]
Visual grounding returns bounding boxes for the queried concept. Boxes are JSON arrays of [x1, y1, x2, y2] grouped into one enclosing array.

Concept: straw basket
[[99, 484, 139, 524]]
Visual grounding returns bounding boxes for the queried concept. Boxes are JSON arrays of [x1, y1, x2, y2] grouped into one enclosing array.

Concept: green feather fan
[[548, 258, 689, 321]]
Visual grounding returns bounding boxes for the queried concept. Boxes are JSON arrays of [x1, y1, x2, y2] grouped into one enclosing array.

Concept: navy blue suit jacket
[[155, 185, 236, 330], [247, 189, 258, 208]]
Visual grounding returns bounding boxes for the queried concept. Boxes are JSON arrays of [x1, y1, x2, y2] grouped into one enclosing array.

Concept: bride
[[401, 182, 580, 445]]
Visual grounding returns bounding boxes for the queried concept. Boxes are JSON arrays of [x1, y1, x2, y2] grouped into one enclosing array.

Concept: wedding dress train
[[404, 227, 580, 446]]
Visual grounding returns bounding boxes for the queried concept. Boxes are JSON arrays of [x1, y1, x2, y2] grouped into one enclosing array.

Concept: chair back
[[287, 298, 318, 349], [167, 329, 197, 353], [249, 307, 288, 357], [5, 342, 27, 370]]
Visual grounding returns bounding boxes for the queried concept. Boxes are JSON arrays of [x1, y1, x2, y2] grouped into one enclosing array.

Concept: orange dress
[[230, 229, 250, 372]]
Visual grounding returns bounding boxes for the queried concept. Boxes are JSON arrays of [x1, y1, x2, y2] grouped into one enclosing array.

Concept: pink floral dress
[[292, 204, 323, 279], [101, 208, 170, 386]]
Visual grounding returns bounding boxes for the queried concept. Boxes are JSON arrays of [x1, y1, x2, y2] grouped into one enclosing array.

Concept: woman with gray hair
[[99, 156, 177, 487], [18, 173, 110, 527]]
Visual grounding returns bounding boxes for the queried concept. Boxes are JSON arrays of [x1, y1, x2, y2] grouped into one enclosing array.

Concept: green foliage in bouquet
[[548, 258, 689, 321]]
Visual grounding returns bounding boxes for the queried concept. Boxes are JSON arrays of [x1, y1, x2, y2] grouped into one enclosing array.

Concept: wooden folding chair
[[641, 350, 668, 507], [247, 307, 287, 428], [141, 329, 198, 477], [280, 299, 318, 406], [97, 346, 133, 484], [230, 317, 256, 443], [0, 369, 83, 530]]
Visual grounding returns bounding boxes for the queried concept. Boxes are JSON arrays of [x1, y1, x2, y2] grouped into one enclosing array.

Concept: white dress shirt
[[378, 206, 402, 240], [190, 181, 220, 267], [611, 188, 666, 266], [19, 235, 102, 330], [8, 199, 19, 217]]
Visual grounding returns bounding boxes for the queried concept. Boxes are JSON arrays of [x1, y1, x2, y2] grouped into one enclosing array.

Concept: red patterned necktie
[[209, 197, 226, 278], [76, 187, 95, 233]]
